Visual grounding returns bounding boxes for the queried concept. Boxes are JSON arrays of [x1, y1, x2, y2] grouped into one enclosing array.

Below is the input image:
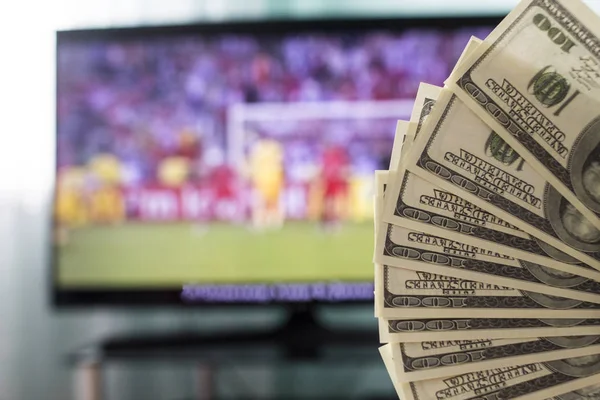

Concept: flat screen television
[[53, 16, 499, 307]]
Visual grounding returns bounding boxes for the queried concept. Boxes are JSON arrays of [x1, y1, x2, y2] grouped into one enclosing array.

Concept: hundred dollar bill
[[374, 210, 600, 305], [408, 83, 443, 146], [376, 263, 600, 319], [401, 87, 600, 273], [390, 336, 600, 383], [447, 0, 600, 233], [375, 172, 600, 319], [395, 355, 600, 400], [378, 317, 600, 342]]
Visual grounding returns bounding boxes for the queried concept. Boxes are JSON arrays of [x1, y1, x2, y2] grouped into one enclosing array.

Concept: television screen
[[54, 18, 495, 305]]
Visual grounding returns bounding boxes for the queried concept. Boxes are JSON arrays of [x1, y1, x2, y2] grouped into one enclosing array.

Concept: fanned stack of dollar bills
[[373, 0, 600, 398]]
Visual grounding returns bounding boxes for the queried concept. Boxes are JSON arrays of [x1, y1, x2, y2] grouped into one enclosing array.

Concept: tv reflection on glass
[[53, 17, 496, 305]]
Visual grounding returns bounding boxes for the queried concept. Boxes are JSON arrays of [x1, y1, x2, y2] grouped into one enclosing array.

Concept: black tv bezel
[[52, 14, 504, 308]]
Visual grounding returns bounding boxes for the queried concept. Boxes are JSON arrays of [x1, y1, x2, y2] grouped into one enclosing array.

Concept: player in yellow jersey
[[54, 167, 88, 245], [247, 138, 285, 231], [55, 167, 87, 226], [87, 153, 125, 224], [158, 156, 191, 187]]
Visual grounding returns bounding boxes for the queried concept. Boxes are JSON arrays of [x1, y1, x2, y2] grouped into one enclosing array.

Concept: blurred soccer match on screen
[[54, 27, 492, 289]]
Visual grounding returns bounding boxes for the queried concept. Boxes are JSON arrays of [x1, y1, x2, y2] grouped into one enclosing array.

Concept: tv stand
[[69, 305, 379, 400], [95, 304, 377, 361]]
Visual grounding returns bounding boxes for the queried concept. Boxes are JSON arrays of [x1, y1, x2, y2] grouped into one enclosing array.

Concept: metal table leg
[[74, 361, 102, 400], [196, 363, 215, 400]]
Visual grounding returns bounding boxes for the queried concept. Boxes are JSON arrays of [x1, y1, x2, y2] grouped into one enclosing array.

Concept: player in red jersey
[[207, 161, 241, 222], [320, 144, 350, 231]]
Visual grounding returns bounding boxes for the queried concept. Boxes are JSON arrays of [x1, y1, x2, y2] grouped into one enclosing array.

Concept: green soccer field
[[56, 221, 374, 287]]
